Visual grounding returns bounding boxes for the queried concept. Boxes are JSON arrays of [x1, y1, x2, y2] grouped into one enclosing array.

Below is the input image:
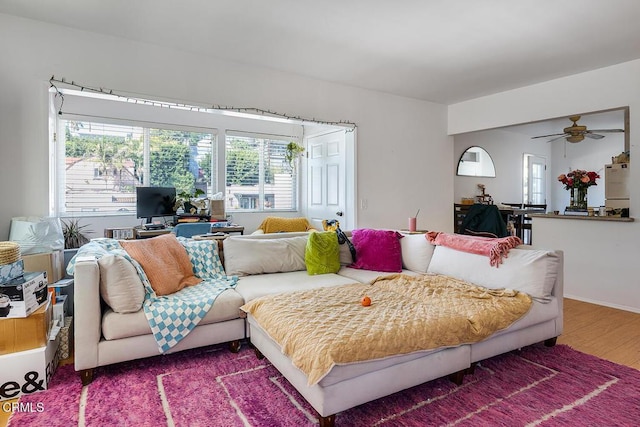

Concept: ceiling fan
[[531, 115, 624, 143]]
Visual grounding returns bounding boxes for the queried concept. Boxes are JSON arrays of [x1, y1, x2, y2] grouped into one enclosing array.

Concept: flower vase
[[571, 187, 588, 210]]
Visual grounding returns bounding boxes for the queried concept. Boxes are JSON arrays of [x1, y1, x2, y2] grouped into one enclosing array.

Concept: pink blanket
[[426, 231, 522, 267]]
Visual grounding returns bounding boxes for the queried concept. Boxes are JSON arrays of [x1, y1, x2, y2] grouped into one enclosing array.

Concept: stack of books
[[564, 207, 589, 216], [176, 214, 210, 223]]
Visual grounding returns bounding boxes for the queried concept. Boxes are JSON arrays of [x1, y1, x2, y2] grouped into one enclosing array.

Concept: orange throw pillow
[[120, 233, 201, 296]]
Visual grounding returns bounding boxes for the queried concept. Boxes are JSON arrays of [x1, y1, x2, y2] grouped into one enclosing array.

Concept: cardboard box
[[0, 295, 52, 355], [209, 199, 226, 220], [23, 250, 64, 284], [0, 272, 48, 318], [0, 260, 24, 284], [0, 333, 60, 401], [58, 316, 73, 360], [52, 294, 68, 326]]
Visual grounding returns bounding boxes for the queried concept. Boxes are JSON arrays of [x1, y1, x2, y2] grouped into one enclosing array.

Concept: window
[[57, 119, 214, 216], [225, 134, 297, 211], [51, 89, 303, 218]]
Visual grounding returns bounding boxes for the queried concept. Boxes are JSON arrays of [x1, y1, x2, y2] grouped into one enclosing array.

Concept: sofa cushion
[[427, 246, 560, 302], [223, 235, 307, 276], [350, 229, 404, 272], [400, 233, 435, 273], [102, 288, 244, 340], [97, 254, 145, 313], [305, 231, 340, 275], [120, 233, 201, 296], [235, 270, 359, 303], [177, 237, 225, 278]]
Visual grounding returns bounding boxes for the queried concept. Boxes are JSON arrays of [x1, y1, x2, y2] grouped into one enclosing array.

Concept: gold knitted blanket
[[241, 274, 532, 385], [257, 216, 313, 233]]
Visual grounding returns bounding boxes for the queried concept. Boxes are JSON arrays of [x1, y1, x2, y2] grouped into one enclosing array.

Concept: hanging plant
[[285, 142, 305, 170]]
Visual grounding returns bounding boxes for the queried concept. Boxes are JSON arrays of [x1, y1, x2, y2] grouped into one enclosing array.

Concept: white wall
[[0, 13, 452, 239], [454, 129, 551, 205], [449, 60, 640, 313]]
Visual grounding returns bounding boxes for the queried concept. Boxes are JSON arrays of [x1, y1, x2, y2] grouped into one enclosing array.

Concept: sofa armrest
[[73, 256, 102, 371]]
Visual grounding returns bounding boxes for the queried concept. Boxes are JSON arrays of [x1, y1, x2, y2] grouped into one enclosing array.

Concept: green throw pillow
[[305, 231, 340, 275]]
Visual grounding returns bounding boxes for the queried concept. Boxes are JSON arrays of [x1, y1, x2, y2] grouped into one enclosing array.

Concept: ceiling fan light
[[567, 135, 584, 143]]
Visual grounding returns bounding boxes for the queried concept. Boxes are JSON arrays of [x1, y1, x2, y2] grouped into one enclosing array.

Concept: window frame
[[50, 89, 303, 218], [224, 131, 300, 213]]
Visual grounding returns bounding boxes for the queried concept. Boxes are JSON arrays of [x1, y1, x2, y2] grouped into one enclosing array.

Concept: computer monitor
[[135, 187, 176, 224]]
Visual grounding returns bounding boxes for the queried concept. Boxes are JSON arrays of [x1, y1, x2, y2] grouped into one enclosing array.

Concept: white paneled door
[[306, 130, 347, 230], [524, 154, 546, 204]]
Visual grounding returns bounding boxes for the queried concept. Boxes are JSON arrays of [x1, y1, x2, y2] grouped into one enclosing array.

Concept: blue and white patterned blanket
[[67, 237, 237, 353]]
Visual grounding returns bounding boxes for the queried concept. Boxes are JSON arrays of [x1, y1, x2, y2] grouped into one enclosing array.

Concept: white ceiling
[[2, 0, 640, 105]]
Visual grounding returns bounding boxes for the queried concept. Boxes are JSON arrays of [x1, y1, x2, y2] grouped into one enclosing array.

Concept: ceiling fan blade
[[531, 133, 566, 139], [546, 135, 567, 143], [587, 129, 624, 133], [585, 133, 605, 140]]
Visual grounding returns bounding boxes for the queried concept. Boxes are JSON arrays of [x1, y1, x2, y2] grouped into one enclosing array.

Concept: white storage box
[[0, 333, 60, 401]]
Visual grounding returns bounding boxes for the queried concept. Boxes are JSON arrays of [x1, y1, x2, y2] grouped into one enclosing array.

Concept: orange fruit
[[361, 296, 372, 307]]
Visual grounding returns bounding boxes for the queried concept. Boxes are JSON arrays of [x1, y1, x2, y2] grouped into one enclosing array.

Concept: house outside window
[[225, 134, 297, 212], [57, 119, 214, 216]]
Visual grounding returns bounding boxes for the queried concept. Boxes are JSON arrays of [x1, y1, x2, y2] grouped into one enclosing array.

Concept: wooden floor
[[1, 298, 638, 426], [558, 298, 640, 370]]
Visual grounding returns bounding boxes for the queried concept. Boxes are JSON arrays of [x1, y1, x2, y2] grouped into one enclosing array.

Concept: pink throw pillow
[[350, 229, 404, 272]]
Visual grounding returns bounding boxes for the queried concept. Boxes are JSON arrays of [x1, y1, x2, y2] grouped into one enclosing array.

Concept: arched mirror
[[456, 146, 496, 177]]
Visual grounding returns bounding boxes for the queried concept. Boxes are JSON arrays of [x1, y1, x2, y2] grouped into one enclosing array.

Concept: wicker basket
[[0, 241, 21, 265]]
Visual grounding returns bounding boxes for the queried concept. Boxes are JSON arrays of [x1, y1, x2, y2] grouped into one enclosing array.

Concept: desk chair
[[172, 223, 212, 238]]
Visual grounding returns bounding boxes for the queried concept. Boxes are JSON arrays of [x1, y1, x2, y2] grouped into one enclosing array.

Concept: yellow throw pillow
[[258, 216, 313, 233], [120, 233, 201, 296]]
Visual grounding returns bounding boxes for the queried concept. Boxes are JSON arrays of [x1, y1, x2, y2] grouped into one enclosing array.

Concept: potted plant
[[62, 218, 92, 249], [61, 218, 93, 276], [285, 142, 305, 170], [175, 188, 207, 215]]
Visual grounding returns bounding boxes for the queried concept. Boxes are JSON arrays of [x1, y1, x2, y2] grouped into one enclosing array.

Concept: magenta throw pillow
[[350, 229, 404, 272]]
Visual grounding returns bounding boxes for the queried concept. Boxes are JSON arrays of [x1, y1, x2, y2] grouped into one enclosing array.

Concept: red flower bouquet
[[557, 169, 600, 190]]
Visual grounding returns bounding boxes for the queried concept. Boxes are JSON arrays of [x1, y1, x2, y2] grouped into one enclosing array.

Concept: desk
[[133, 225, 244, 239], [134, 228, 171, 239], [210, 225, 245, 235]]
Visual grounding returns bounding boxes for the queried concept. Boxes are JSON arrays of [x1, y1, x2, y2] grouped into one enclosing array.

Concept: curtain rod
[[49, 76, 357, 131]]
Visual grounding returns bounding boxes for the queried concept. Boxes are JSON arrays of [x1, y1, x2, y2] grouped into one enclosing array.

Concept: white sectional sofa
[[73, 231, 563, 426]]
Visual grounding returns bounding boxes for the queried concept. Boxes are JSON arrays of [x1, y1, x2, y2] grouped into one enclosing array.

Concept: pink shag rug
[[7, 343, 640, 426]]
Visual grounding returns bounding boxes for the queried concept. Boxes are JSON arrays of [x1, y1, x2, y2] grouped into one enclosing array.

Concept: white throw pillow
[[427, 246, 560, 302], [97, 254, 145, 313], [223, 235, 308, 276], [400, 233, 435, 273]]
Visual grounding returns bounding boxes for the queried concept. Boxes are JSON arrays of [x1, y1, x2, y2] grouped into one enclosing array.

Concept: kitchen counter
[[528, 213, 634, 222]]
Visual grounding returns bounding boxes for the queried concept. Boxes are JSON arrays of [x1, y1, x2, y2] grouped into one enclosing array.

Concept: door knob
[[336, 211, 343, 217]]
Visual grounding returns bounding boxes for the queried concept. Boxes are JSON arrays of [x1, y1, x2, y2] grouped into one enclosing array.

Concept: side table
[[399, 229, 428, 235]]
